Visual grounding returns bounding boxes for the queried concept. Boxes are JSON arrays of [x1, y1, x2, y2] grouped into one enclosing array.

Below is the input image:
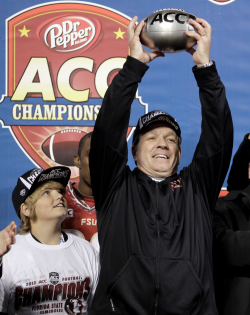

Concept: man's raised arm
[[89, 17, 163, 209], [186, 18, 233, 209]]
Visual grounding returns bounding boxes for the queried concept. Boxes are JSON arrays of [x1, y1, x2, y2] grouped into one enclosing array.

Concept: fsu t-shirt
[[0, 233, 99, 315]]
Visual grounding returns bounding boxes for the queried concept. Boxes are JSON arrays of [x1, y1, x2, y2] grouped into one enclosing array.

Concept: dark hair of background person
[[78, 131, 93, 157]]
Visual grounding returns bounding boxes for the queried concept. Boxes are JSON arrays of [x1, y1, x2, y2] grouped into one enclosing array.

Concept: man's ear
[[132, 145, 137, 162], [20, 203, 31, 218], [74, 155, 81, 169], [179, 148, 182, 159]]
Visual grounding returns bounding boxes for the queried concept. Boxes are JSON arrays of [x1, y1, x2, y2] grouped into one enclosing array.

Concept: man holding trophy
[[89, 12, 233, 315]]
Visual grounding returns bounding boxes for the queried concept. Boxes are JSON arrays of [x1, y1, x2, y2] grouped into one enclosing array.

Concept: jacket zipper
[[155, 182, 161, 315]]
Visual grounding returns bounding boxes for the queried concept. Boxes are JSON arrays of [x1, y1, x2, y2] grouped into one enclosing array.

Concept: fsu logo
[[65, 298, 83, 315], [1, 1, 147, 180], [208, 0, 235, 4]]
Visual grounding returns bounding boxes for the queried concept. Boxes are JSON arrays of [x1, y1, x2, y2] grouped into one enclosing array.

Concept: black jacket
[[227, 133, 250, 191], [213, 185, 250, 315], [89, 56, 233, 315]]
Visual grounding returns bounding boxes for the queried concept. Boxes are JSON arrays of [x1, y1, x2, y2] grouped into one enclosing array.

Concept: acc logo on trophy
[[1, 1, 147, 180], [208, 0, 235, 5]]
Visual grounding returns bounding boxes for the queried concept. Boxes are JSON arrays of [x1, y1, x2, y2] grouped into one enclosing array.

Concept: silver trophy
[[140, 9, 197, 53]]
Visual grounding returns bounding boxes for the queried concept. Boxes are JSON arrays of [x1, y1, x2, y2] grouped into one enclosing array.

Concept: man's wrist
[[197, 60, 213, 69], [125, 56, 149, 76]]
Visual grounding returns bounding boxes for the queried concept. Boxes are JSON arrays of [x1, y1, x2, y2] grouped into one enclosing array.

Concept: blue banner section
[[0, 97, 146, 126]]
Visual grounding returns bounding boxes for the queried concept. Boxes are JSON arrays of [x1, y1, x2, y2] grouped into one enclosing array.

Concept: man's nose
[[157, 138, 168, 149]]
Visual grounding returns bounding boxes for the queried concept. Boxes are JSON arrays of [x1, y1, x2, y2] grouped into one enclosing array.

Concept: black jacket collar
[[133, 167, 178, 185]]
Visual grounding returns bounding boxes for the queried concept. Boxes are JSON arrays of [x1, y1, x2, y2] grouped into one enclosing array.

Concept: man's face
[[74, 137, 91, 187], [34, 186, 67, 222], [132, 122, 182, 178]]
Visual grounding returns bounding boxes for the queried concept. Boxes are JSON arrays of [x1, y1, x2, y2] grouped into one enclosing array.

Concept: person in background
[[62, 131, 99, 252], [227, 133, 250, 191], [213, 133, 250, 315], [0, 166, 99, 314], [0, 222, 16, 277]]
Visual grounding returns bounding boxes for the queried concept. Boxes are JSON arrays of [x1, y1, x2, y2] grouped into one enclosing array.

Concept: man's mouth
[[153, 155, 168, 159]]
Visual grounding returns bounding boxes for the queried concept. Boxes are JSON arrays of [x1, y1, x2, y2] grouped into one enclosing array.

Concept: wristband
[[197, 60, 213, 69]]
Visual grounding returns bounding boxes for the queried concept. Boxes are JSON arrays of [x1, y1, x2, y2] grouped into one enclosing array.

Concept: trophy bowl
[[140, 8, 197, 53]]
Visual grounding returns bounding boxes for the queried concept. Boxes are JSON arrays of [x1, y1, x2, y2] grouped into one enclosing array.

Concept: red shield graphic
[[208, 0, 235, 4], [6, 2, 138, 180]]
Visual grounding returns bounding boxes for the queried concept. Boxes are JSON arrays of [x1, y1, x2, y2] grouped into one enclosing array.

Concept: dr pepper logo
[[1, 1, 147, 179], [208, 0, 235, 4], [41, 16, 100, 52]]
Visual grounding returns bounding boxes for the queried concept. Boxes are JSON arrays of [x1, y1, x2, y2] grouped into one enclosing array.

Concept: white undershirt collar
[[148, 175, 165, 182]]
